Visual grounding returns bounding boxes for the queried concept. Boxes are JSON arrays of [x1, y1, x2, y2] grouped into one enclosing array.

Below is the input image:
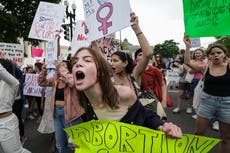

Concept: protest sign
[[191, 38, 201, 48], [32, 48, 44, 57], [96, 36, 119, 61], [45, 40, 58, 68], [83, 0, 131, 41], [28, 1, 65, 41], [0, 42, 24, 65], [65, 120, 220, 153], [70, 20, 90, 56], [183, 0, 230, 37], [23, 74, 43, 97]]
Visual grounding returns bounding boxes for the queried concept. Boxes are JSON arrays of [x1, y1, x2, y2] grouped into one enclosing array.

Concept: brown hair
[[73, 47, 119, 109], [192, 48, 205, 60], [206, 44, 228, 56]]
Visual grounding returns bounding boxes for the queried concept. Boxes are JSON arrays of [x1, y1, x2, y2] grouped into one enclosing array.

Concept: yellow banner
[[65, 120, 220, 153]]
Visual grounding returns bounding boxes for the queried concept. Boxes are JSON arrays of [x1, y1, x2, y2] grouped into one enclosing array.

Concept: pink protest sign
[[28, 2, 65, 41], [32, 48, 44, 57], [83, 0, 131, 41]]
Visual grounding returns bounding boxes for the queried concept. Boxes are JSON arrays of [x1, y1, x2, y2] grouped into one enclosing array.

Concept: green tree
[[153, 40, 180, 58], [0, 0, 61, 44], [213, 36, 230, 56]]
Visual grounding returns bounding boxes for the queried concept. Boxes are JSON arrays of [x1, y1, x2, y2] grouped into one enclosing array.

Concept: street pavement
[[1, 88, 219, 153]]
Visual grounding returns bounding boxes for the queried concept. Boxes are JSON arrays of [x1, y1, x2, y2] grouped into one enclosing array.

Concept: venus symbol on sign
[[96, 2, 113, 35]]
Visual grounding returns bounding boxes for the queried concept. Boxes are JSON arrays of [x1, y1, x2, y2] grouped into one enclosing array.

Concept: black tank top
[[55, 87, 64, 101], [203, 65, 230, 97]]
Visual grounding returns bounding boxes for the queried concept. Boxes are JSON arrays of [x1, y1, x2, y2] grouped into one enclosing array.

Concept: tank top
[[55, 87, 64, 101], [203, 65, 230, 97]]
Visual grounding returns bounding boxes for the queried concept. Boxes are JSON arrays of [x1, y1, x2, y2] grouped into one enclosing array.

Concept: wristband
[[136, 32, 143, 36]]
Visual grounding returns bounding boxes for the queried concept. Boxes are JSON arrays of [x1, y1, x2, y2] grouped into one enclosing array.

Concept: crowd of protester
[[1, 12, 229, 153]]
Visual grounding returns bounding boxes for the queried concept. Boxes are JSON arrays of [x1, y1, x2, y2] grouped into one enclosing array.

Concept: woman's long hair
[[74, 47, 119, 109], [112, 51, 134, 74]]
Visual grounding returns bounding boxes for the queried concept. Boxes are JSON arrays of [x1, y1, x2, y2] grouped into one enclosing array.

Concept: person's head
[[206, 44, 228, 63], [26, 66, 33, 73], [62, 60, 72, 73], [192, 48, 205, 60], [111, 51, 134, 74], [154, 54, 163, 63], [34, 62, 43, 73], [72, 47, 119, 108], [0, 58, 15, 76], [180, 49, 185, 55]]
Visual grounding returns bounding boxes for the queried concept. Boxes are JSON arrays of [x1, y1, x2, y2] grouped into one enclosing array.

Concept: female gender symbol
[[96, 2, 113, 35]]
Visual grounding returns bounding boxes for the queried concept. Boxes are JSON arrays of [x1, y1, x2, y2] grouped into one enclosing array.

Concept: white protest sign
[[45, 40, 57, 68], [83, 0, 131, 41], [191, 38, 201, 48], [29, 1, 65, 41], [0, 42, 24, 65], [70, 20, 90, 56], [23, 74, 43, 97]]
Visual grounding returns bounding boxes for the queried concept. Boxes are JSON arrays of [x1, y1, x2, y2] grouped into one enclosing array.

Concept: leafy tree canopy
[[0, 0, 61, 45], [153, 40, 180, 59]]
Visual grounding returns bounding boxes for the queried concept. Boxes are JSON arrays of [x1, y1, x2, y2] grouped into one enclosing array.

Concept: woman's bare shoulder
[[114, 85, 137, 105]]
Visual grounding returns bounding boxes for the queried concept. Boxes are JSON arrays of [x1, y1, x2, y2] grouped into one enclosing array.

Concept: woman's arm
[[131, 12, 152, 86], [0, 63, 19, 88], [38, 64, 54, 87], [183, 34, 205, 73]]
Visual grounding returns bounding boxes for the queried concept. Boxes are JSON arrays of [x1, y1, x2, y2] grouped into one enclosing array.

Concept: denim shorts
[[197, 92, 230, 124], [189, 79, 199, 95]]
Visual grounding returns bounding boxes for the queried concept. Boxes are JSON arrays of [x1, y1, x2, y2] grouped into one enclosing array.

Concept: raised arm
[[131, 12, 152, 85], [183, 34, 205, 73], [0, 63, 19, 88]]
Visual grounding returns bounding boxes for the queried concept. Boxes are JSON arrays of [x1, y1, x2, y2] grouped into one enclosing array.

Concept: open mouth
[[75, 71, 85, 81]]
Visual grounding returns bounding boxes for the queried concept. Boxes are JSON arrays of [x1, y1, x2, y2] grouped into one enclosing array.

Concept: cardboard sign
[[29, 1, 65, 41], [45, 40, 57, 68], [65, 120, 220, 153], [191, 38, 201, 48], [23, 74, 43, 97], [0, 42, 24, 65], [83, 0, 131, 41], [70, 20, 90, 56], [183, 0, 230, 37]]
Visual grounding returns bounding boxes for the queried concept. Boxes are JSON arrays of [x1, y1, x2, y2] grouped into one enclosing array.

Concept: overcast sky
[[61, 0, 216, 49]]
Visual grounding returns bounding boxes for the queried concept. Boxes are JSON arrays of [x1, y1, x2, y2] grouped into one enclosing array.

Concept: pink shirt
[[193, 60, 207, 79]]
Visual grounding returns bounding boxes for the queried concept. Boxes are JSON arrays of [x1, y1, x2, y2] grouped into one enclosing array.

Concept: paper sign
[[0, 42, 24, 65], [191, 38, 201, 48], [65, 120, 220, 153], [32, 48, 44, 57], [45, 40, 57, 68], [96, 36, 119, 61], [183, 0, 230, 37], [29, 1, 65, 41], [23, 74, 43, 97], [70, 20, 90, 56], [83, 0, 131, 41]]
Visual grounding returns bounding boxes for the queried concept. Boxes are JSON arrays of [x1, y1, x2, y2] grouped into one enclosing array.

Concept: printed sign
[[191, 38, 201, 48], [23, 74, 43, 97], [29, 1, 65, 41], [70, 20, 90, 56], [0, 42, 24, 65], [45, 40, 58, 68], [183, 0, 230, 37], [65, 120, 220, 153], [83, 0, 131, 41]]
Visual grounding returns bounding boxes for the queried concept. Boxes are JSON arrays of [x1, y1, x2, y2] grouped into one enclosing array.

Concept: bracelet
[[136, 32, 143, 36]]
